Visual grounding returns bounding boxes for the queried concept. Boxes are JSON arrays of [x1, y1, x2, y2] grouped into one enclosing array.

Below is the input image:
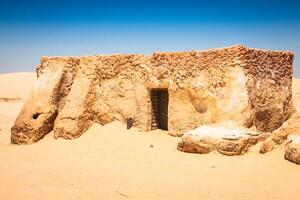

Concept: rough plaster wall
[[92, 54, 151, 130], [179, 67, 251, 130], [54, 56, 98, 139], [11, 45, 295, 144], [37, 57, 80, 111], [151, 46, 251, 133], [94, 78, 150, 130], [241, 47, 295, 132], [92, 47, 252, 132]]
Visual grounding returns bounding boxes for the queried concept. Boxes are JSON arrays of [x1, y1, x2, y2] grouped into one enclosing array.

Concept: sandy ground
[[0, 73, 300, 200]]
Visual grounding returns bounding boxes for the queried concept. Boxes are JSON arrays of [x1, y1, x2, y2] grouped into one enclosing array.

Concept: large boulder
[[284, 136, 300, 165], [177, 122, 262, 156]]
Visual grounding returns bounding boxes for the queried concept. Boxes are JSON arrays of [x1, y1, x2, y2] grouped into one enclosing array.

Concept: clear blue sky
[[1, 0, 300, 76]]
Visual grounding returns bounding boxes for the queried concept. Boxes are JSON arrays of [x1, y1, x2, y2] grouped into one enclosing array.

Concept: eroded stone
[[177, 122, 262, 156]]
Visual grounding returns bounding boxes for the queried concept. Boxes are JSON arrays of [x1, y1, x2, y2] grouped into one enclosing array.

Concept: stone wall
[[241, 48, 294, 131], [11, 45, 295, 144]]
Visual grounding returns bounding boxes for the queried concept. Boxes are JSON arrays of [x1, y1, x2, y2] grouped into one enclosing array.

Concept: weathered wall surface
[[11, 45, 295, 144], [150, 48, 252, 133], [53, 56, 98, 139], [241, 48, 294, 131], [93, 55, 151, 130], [11, 57, 78, 143]]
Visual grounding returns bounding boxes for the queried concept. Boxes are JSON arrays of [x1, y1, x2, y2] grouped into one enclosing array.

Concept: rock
[[217, 137, 252, 156], [259, 112, 300, 153], [178, 122, 260, 155], [272, 131, 288, 144], [168, 130, 184, 137], [284, 136, 300, 165], [259, 139, 274, 154], [177, 136, 218, 154]]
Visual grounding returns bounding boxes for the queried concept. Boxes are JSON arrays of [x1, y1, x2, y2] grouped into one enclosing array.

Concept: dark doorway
[[151, 89, 169, 130]]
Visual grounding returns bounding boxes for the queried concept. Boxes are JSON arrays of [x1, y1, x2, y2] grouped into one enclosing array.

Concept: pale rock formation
[[259, 112, 300, 154], [285, 136, 300, 164], [11, 45, 295, 145], [177, 122, 268, 156]]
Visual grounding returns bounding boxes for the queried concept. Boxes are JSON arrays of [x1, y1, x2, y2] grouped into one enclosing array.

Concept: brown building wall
[[241, 47, 294, 131], [11, 45, 295, 144]]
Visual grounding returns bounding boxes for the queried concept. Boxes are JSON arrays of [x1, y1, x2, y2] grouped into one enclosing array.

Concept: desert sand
[[0, 72, 300, 200]]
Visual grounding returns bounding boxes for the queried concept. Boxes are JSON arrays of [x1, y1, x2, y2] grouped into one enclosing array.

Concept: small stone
[[284, 137, 300, 165], [259, 140, 274, 154]]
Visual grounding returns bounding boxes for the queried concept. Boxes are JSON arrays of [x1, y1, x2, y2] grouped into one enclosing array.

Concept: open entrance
[[151, 89, 169, 130]]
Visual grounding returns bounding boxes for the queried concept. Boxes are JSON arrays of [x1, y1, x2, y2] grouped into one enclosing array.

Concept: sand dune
[[0, 72, 36, 101], [0, 72, 300, 200]]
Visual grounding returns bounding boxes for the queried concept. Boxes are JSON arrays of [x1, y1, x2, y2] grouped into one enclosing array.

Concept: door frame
[[150, 88, 169, 131]]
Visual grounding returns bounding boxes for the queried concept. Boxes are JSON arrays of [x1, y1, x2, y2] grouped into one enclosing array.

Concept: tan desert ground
[[0, 72, 300, 200]]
